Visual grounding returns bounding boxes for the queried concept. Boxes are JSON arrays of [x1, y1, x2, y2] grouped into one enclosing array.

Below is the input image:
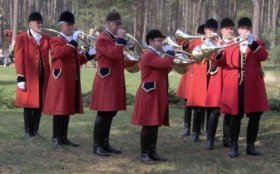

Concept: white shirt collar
[[147, 46, 161, 56], [30, 29, 42, 44], [105, 27, 115, 37], [60, 32, 73, 42]]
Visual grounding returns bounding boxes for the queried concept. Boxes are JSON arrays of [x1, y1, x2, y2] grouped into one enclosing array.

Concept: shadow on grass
[[0, 80, 15, 85]]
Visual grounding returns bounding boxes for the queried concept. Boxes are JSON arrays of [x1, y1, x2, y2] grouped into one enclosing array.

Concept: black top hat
[[197, 24, 205, 34], [205, 18, 218, 30], [59, 11, 75, 24], [146, 29, 166, 45], [220, 18, 235, 28], [238, 17, 252, 28], [106, 11, 122, 23], [28, 12, 43, 22]]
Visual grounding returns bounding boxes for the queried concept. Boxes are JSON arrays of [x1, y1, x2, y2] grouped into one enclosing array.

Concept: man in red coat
[[216, 17, 269, 158], [90, 11, 126, 156], [43, 11, 95, 147], [131, 29, 174, 165], [205, 18, 235, 150], [186, 19, 218, 142], [176, 24, 205, 137], [15, 12, 50, 139]]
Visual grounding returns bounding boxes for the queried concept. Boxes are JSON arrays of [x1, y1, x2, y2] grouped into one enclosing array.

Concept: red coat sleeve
[[143, 52, 173, 70], [49, 37, 75, 60], [14, 35, 25, 77], [251, 40, 268, 62], [96, 36, 124, 60]]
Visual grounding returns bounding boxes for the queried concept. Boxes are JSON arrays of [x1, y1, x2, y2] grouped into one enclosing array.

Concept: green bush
[[268, 45, 280, 65]]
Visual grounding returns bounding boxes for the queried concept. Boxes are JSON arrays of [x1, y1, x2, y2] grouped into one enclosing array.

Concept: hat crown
[[28, 12, 43, 22], [238, 17, 252, 28], [106, 11, 122, 22], [205, 18, 218, 30], [220, 18, 235, 28], [146, 29, 165, 44], [59, 11, 75, 24]]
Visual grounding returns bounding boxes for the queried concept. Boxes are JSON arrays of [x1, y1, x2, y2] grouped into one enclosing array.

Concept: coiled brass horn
[[41, 28, 96, 48], [123, 33, 143, 73], [175, 29, 219, 41], [163, 36, 197, 74], [192, 35, 248, 61]]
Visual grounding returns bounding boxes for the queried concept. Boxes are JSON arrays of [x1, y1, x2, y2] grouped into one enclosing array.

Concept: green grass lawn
[[0, 66, 280, 174]]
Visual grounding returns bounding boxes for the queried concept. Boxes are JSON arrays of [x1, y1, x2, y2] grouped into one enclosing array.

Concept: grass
[[0, 66, 280, 174]]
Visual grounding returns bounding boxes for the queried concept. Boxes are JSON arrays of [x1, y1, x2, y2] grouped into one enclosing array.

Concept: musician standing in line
[[90, 11, 126, 157], [131, 29, 174, 164], [216, 17, 269, 158], [205, 18, 235, 150], [176, 24, 205, 137], [186, 18, 218, 142], [43, 11, 95, 147], [15, 12, 50, 139]]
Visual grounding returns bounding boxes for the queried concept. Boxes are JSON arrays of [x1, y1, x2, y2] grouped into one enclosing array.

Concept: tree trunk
[[271, 0, 279, 48], [252, 0, 261, 39], [12, 0, 18, 44], [135, 0, 144, 43]]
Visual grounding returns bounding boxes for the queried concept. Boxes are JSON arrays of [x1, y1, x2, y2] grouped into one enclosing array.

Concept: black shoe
[[52, 137, 63, 147], [61, 137, 79, 147], [229, 142, 239, 158], [140, 154, 155, 165], [246, 143, 261, 156], [149, 152, 168, 162], [24, 132, 34, 139], [94, 146, 111, 157], [206, 139, 214, 150], [223, 138, 231, 148], [103, 144, 122, 154], [192, 133, 199, 142], [182, 128, 190, 137]]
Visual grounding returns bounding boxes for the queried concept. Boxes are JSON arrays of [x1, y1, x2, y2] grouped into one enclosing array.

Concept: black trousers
[[206, 107, 220, 140], [140, 126, 159, 155], [23, 73, 44, 135], [192, 107, 205, 134], [223, 114, 231, 141], [53, 115, 70, 139], [229, 83, 262, 143], [93, 111, 117, 147]]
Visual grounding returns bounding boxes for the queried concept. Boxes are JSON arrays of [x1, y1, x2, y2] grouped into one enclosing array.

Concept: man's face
[[149, 37, 164, 51], [29, 21, 42, 33], [204, 28, 217, 35], [221, 27, 234, 38], [106, 21, 121, 35], [238, 27, 251, 36], [60, 22, 74, 36]]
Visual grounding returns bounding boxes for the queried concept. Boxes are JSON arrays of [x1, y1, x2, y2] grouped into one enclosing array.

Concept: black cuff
[[69, 40, 78, 47], [249, 41, 259, 52], [166, 50, 175, 58], [85, 52, 94, 61], [116, 38, 127, 46], [215, 50, 223, 60], [17, 76, 25, 83]]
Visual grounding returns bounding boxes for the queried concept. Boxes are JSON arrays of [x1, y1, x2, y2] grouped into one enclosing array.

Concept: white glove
[[72, 30, 82, 42], [17, 82, 26, 91], [247, 32, 254, 45], [163, 45, 174, 52], [88, 47, 96, 56]]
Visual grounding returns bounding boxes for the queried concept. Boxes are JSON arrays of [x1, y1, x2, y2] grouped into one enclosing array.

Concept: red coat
[[131, 49, 173, 126], [205, 66, 223, 107], [218, 40, 269, 115], [185, 39, 208, 107], [15, 31, 50, 108], [89, 31, 126, 111], [176, 40, 191, 99], [176, 66, 191, 99], [43, 35, 89, 115]]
